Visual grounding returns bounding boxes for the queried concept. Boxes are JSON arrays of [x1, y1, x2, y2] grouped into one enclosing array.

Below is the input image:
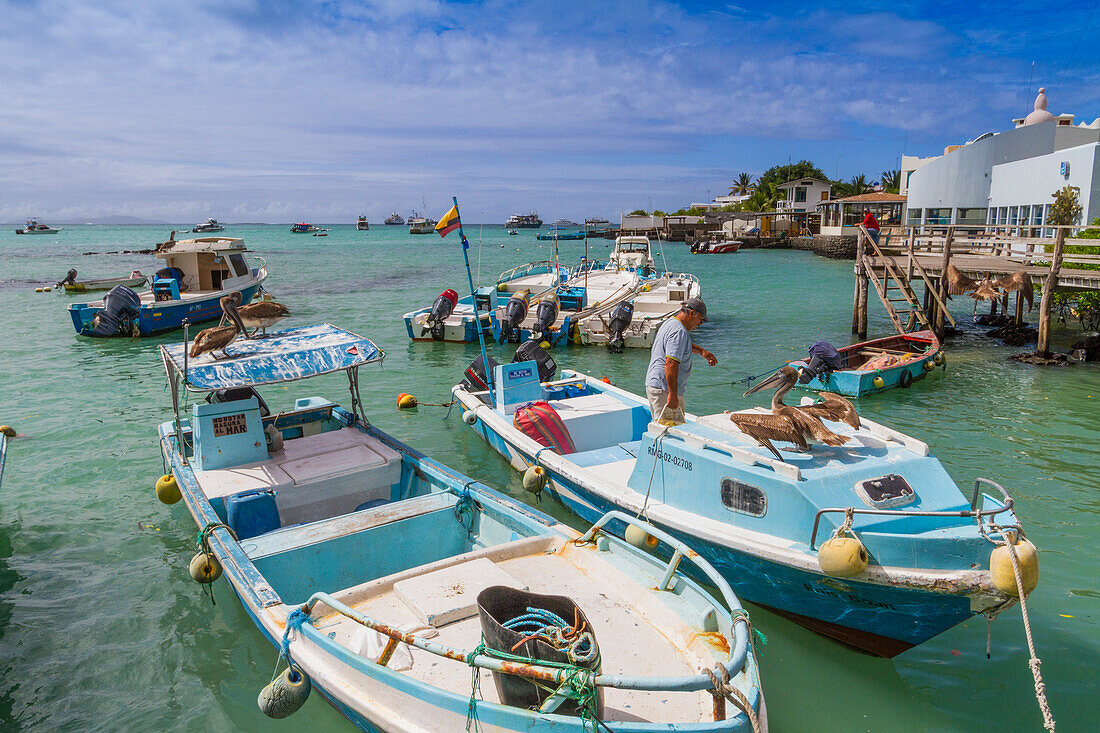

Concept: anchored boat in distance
[[506, 212, 543, 229], [15, 219, 60, 234], [384, 212, 405, 225], [192, 218, 225, 233]]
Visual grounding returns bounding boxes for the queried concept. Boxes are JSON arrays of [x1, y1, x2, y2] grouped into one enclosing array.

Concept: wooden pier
[[853, 225, 1100, 356]]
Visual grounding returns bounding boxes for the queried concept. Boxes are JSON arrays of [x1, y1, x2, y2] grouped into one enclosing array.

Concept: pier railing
[[875, 225, 1100, 270]]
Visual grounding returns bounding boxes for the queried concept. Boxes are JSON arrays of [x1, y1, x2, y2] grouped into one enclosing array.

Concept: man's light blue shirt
[[645, 318, 692, 394]]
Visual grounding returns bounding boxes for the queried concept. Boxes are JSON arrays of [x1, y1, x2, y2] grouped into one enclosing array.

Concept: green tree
[[1049, 185, 1082, 225], [755, 161, 828, 190], [628, 209, 648, 216], [729, 172, 755, 196], [881, 169, 900, 194]]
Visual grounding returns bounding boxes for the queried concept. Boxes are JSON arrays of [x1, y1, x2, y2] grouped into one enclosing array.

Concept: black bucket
[[476, 586, 603, 717]]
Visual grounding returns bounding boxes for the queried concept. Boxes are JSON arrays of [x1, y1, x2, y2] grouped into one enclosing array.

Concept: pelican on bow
[[189, 295, 247, 360], [728, 365, 858, 461]]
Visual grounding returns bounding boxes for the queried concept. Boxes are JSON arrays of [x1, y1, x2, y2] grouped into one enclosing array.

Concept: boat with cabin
[[506, 212, 543, 229], [193, 218, 226, 233], [291, 223, 321, 233], [384, 212, 405, 226], [15, 219, 60, 234], [452, 363, 1035, 657], [795, 331, 944, 397], [155, 323, 765, 731], [68, 236, 266, 337], [408, 212, 437, 234], [690, 239, 741, 254], [356, 216, 370, 231]]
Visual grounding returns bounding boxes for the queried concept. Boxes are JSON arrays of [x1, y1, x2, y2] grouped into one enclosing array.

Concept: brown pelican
[[223, 292, 289, 337], [728, 365, 853, 461], [189, 295, 246, 359], [945, 264, 1034, 314]]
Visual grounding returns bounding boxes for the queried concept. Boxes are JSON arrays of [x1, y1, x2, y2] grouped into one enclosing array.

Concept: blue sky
[[2, 0, 1098, 223]]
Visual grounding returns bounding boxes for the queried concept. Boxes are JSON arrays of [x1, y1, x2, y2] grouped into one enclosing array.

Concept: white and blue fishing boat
[[403, 261, 571, 343], [452, 363, 1037, 657], [795, 331, 944, 397], [0, 431, 9, 491], [68, 236, 267, 337], [156, 323, 766, 731]]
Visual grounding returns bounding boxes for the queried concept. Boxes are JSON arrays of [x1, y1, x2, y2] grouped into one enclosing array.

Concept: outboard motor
[[426, 288, 458, 340], [463, 353, 500, 392], [513, 341, 557, 382], [498, 290, 529, 344], [57, 269, 77, 287], [606, 301, 635, 353], [531, 297, 559, 342], [799, 340, 844, 383], [87, 285, 141, 337]]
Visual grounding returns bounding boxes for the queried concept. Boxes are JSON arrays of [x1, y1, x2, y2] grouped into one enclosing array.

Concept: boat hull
[[68, 279, 263, 336], [800, 331, 943, 397], [63, 276, 148, 292], [160, 420, 760, 732], [456, 395, 1004, 657]]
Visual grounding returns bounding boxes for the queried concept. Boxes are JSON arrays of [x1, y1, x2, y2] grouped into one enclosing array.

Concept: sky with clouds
[[2, 0, 1098, 223]]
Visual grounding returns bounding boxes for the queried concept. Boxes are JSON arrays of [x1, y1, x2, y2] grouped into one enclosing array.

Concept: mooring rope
[[979, 524, 1056, 732], [705, 664, 762, 733]]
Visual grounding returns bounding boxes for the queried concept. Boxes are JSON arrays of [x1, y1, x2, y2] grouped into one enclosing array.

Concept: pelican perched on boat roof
[[225, 291, 290, 337], [189, 295, 247, 360], [728, 364, 856, 461]]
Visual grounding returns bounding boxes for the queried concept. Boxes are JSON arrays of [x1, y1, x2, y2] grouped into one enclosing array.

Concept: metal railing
[[808, 477, 1016, 549]]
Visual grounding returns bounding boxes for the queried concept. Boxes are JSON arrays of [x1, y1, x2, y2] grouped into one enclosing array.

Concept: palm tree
[[729, 172, 755, 196], [881, 169, 901, 194], [848, 174, 872, 195]]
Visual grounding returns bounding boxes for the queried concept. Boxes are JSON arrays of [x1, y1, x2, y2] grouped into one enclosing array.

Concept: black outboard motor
[[513, 341, 557, 382], [799, 340, 844, 383], [57, 269, 77, 287], [531, 298, 559, 342], [426, 288, 458, 340], [606, 301, 635, 353], [463, 353, 500, 392], [87, 285, 142, 337], [498, 291, 529, 344]]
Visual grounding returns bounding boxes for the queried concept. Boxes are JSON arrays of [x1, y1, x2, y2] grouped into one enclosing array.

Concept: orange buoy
[[397, 393, 418, 409]]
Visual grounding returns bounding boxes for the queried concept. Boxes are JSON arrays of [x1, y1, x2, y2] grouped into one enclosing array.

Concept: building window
[[957, 208, 988, 225], [999, 207, 1008, 226], [1019, 206, 1030, 226], [1009, 206, 1019, 226], [987, 209, 995, 225], [927, 208, 951, 224], [794, 187, 807, 203], [907, 208, 922, 224]]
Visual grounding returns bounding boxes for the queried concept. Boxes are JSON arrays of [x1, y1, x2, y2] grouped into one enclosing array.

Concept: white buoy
[[258, 666, 311, 718]]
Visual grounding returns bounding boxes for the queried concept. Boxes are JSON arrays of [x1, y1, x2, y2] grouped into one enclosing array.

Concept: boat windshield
[[160, 323, 384, 392]]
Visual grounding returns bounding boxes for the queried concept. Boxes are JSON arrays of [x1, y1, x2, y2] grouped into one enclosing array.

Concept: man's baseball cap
[[681, 297, 708, 321]]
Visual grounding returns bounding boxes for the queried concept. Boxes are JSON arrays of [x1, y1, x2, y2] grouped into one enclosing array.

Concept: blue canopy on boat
[[160, 323, 384, 392]]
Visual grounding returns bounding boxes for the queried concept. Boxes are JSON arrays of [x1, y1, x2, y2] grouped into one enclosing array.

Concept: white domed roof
[[1023, 88, 1056, 126]]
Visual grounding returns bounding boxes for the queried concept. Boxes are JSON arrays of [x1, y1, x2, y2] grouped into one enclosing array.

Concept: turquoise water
[[0, 224, 1096, 731]]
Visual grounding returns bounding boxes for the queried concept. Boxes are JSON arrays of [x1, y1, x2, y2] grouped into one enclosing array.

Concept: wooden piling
[[934, 227, 955, 338], [1036, 228, 1067, 357], [854, 231, 868, 338]]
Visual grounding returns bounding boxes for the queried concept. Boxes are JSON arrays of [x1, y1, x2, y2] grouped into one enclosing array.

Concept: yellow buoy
[[924, 359, 936, 371], [522, 465, 547, 497], [155, 474, 181, 505], [396, 393, 417, 409], [624, 524, 659, 551], [258, 666, 311, 718], [818, 535, 869, 577], [189, 551, 223, 583], [539, 341, 551, 350], [991, 537, 1039, 597], [35, 288, 43, 293], [872, 375, 885, 389], [0, 425, 15, 438], [497, 283, 507, 292], [933, 352, 946, 366]]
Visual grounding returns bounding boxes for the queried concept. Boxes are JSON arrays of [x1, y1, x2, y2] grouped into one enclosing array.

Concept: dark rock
[[1069, 335, 1100, 361], [1010, 351, 1069, 365]]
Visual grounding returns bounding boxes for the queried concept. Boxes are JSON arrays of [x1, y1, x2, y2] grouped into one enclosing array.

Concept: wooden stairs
[[858, 228, 954, 335]]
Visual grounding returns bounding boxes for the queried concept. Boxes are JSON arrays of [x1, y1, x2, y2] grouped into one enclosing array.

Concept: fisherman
[[645, 297, 717, 425]]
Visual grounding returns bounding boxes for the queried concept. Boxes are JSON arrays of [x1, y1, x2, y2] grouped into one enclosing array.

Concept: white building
[[776, 178, 832, 213], [689, 193, 751, 211], [906, 88, 1100, 230]]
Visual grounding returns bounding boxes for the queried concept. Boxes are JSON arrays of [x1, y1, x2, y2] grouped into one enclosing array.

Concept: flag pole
[[452, 196, 494, 404]]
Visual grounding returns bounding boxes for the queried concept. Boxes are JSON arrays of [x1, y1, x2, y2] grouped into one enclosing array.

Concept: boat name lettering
[[647, 445, 693, 471], [211, 413, 248, 437], [803, 583, 896, 610]]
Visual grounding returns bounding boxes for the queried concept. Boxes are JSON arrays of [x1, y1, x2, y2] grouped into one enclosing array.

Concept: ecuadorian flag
[[435, 205, 461, 237]]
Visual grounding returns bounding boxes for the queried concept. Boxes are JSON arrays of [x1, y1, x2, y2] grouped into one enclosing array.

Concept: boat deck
[[303, 537, 723, 724]]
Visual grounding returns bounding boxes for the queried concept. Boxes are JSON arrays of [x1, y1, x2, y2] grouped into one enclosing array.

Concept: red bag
[[513, 401, 576, 455]]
